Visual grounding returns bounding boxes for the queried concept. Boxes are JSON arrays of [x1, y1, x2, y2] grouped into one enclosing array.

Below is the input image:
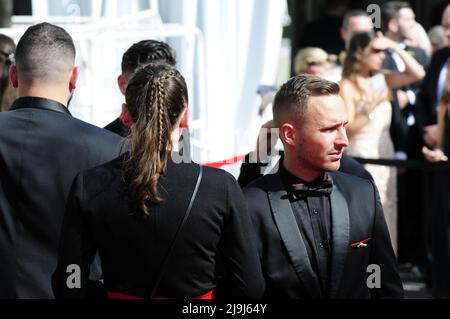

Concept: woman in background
[[340, 31, 425, 253], [52, 62, 264, 299]]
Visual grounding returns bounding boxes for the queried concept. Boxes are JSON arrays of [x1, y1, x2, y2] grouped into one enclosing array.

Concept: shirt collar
[[10, 97, 71, 116], [279, 160, 328, 190]]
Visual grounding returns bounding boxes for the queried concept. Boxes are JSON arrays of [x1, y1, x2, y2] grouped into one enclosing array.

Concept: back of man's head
[[15, 23, 75, 85], [121, 40, 176, 76], [273, 74, 340, 127]]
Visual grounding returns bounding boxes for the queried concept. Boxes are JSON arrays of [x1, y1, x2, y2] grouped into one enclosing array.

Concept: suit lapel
[[385, 51, 398, 71], [329, 180, 350, 298], [265, 173, 322, 298]]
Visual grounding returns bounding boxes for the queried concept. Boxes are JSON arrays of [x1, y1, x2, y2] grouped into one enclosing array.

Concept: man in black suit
[[381, 1, 429, 272], [416, 4, 450, 149], [104, 40, 176, 137], [0, 23, 124, 298], [416, 4, 450, 298], [381, 1, 428, 158], [243, 74, 403, 298]]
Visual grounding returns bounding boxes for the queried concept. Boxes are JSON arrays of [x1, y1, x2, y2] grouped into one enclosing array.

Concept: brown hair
[[125, 62, 188, 216], [441, 90, 450, 106], [273, 74, 340, 126], [342, 31, 375, 81]]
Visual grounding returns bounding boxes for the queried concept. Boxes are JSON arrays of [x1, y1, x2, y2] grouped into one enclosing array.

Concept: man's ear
[[279, 123, 296, 147], [388, 20, 398, 33], [9, 64, 18, 88], [119, 103, 133, 127], [180, 107, 189, 128], [118, 74, 127, 96], [69, 66, 79, 91], [340, 28, 347, 43]]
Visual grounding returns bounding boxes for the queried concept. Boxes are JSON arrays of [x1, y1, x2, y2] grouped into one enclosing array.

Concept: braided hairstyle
[[125, 62, 188, 216]]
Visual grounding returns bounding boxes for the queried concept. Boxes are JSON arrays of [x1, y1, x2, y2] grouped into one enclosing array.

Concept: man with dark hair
[[341, 10, 374, 49], [0, 22, 123, 298], [104, 40, 176, 137], [381, 1, 428, 158], [243, 74, 403, 298], [416, 3, 450, 298], [381, 1, 429, 276]]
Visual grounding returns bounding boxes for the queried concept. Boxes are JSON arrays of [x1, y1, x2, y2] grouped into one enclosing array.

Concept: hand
[[254, 120, 278, 162], [423, 124, 439, 148], [372, 32, 398, 51], [396, 90, 409, 109], [366, 90, 389, 114], [258, 91, 276, 116], [422, 146, 448, 162], [404, 38, 419, 48]]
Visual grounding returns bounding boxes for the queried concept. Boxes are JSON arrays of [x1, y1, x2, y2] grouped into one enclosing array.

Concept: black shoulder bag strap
[[149, 164, 203, 298]]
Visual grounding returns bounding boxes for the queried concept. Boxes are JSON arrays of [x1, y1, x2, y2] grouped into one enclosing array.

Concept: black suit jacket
[[383, 46, 428, 152], [104, 117, 129, 137], [0, 97, 125, 298], [243, 169, 403, 299], [52, 155, 264, 299], [416, 47, 450, 130]]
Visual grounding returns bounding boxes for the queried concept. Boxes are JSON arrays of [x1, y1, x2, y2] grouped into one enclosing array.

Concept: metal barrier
[[353, 156, 450, 297]]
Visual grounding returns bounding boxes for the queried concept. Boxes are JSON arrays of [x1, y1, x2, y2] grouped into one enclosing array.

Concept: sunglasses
[[306, 61, 325, 66], [370, 48, 384, 54]]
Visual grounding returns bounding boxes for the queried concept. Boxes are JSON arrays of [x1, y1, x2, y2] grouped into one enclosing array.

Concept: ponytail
[[125, 63, 188, 216]]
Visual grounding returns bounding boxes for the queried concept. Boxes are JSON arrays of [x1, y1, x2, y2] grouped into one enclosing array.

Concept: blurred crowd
[[1, 0, 450, 299], [255, 1, 450, 298]]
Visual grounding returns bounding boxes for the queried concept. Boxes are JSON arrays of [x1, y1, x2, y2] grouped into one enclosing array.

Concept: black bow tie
[[290, 175, 333, 199]]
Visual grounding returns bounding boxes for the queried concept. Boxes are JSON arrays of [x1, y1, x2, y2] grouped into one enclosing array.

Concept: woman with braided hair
[[52, 62, 264, 299]]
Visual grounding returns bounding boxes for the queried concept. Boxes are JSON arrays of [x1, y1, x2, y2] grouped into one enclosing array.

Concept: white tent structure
[[0, 0, 286, 175]]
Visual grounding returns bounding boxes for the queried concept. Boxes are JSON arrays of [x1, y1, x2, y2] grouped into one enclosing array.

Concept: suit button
[[319, 243, 324, 248], [313, 210, 318, 215]]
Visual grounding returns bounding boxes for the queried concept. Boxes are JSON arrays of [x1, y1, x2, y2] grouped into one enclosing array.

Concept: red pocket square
[[350, 237, 372, 248]]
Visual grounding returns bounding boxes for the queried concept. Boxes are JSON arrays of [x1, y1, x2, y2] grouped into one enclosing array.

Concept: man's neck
[[386, 31, 402, 44], [18, 86, 69, 108], [283, 155, 321, 183]]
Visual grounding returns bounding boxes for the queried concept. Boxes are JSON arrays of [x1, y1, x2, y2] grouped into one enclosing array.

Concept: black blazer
[[104, 117, 129, 137], [52, 155, 264, 299], [416, 47, 450, 130], [243, 169, 403, 299], [383, 46, 428, 152], [0, 97, 125, 298]]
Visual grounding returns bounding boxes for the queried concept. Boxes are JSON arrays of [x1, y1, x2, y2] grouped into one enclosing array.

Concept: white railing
[[0, 2, 209, 163]]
